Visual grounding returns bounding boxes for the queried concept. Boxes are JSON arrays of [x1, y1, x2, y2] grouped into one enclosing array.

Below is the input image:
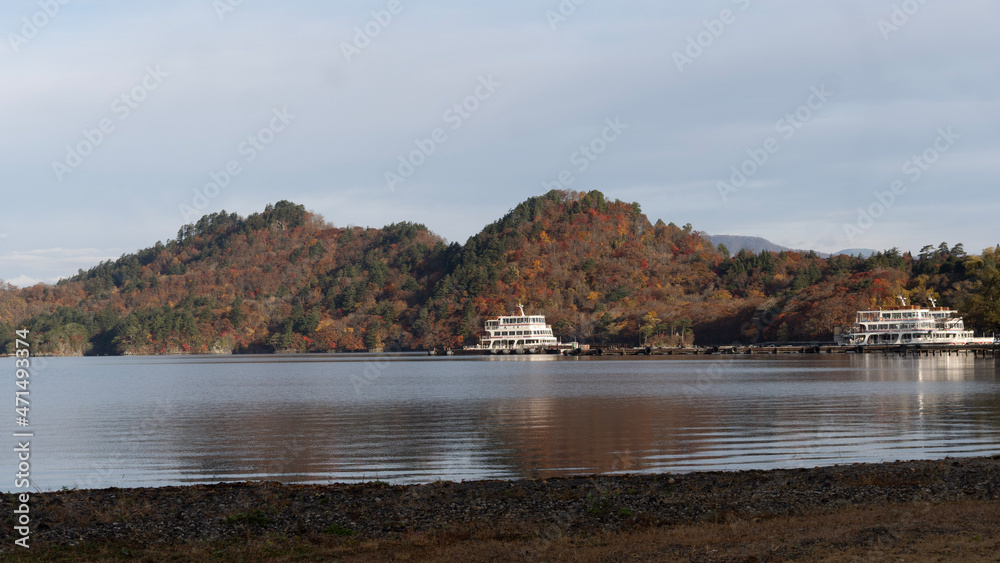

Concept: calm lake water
[[6, 354, 1000, 491]]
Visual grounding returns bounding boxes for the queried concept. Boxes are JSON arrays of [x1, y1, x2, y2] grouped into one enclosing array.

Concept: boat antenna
[[517, 303, 525, 316], [929, 297, 937, 308], [897, 295, 907, 307]]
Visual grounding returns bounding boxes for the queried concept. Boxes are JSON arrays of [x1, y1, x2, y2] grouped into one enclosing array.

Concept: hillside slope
[[1, 193, 997, 355]]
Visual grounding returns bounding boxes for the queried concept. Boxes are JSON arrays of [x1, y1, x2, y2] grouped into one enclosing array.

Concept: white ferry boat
[[837, 298, 994, 346], [473, 304, 561, 350]]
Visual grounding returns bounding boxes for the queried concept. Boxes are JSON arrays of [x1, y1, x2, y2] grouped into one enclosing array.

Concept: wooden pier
[[436, 343, 999, 358]]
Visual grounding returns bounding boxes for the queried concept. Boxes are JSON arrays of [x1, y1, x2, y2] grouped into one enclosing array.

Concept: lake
[[7, 353, 1000, 491]]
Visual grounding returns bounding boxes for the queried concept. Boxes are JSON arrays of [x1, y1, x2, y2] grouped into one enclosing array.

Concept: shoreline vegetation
[[3, 192, 999, 358], [3, 456, 998, 561]]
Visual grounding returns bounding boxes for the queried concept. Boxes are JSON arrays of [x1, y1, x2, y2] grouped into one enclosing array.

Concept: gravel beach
[[2, 455, 999, 561]]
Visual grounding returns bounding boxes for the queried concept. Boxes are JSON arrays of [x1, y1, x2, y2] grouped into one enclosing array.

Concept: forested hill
[[1, 192, 998, 356]]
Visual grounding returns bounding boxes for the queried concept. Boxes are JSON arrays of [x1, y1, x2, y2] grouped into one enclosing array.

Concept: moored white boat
[[837, 298, 994, 346], [469, 304, 563, 350]]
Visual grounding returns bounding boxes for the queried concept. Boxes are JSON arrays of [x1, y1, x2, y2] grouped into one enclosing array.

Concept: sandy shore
[[2, 456, 999, 561]]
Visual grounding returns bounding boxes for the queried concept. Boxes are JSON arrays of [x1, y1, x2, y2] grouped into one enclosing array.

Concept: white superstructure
[[476, 304, 560, 350], [837, 300, 993, 346]]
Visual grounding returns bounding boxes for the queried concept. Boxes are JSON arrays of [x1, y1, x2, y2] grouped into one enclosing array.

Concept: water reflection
[[11, 354, 1000, 490], [856, 354, 999, 382]]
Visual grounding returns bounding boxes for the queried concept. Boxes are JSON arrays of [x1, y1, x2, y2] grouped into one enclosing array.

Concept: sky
[[1, 0, 998, 286]]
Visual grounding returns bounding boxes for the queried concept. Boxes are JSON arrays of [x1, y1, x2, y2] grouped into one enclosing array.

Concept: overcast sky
[[1, 0, 998, 286]]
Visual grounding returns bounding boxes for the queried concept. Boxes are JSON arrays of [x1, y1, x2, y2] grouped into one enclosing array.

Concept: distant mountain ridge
[[709, 235, 876, 258], [709, 235, 792, 255]]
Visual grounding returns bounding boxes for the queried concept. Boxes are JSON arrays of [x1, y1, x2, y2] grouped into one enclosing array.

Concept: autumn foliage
[[1, 194, 997, 355]]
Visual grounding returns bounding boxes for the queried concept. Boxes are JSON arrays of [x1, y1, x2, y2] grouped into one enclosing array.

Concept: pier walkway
[[439, 343, 999, 358]]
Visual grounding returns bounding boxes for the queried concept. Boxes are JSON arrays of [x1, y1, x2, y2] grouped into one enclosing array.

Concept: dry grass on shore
[[5, 500, 999, 562], [2, 456, 999, 562]]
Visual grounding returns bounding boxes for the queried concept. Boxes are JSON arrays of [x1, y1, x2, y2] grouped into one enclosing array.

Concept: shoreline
[[3, 455, 998, 561], [10, 340, 999, 360]]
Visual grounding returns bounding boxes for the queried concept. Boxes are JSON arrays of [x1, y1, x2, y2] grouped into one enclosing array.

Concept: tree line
[[1, 193, 998, 355]]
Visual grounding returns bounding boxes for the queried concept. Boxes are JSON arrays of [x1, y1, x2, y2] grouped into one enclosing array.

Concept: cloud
[[4, 275, 60, 288], [1, 0, 998, 282], [0, 247, 118, 264], [0, 248, 119, 284]]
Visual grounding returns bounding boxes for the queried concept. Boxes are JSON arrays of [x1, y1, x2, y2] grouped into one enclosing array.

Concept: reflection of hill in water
[[481, 397, 704, 476], [161, 359, 1000, 483], [162, 398, 708, 482], [43, 356, 1000, 489]]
